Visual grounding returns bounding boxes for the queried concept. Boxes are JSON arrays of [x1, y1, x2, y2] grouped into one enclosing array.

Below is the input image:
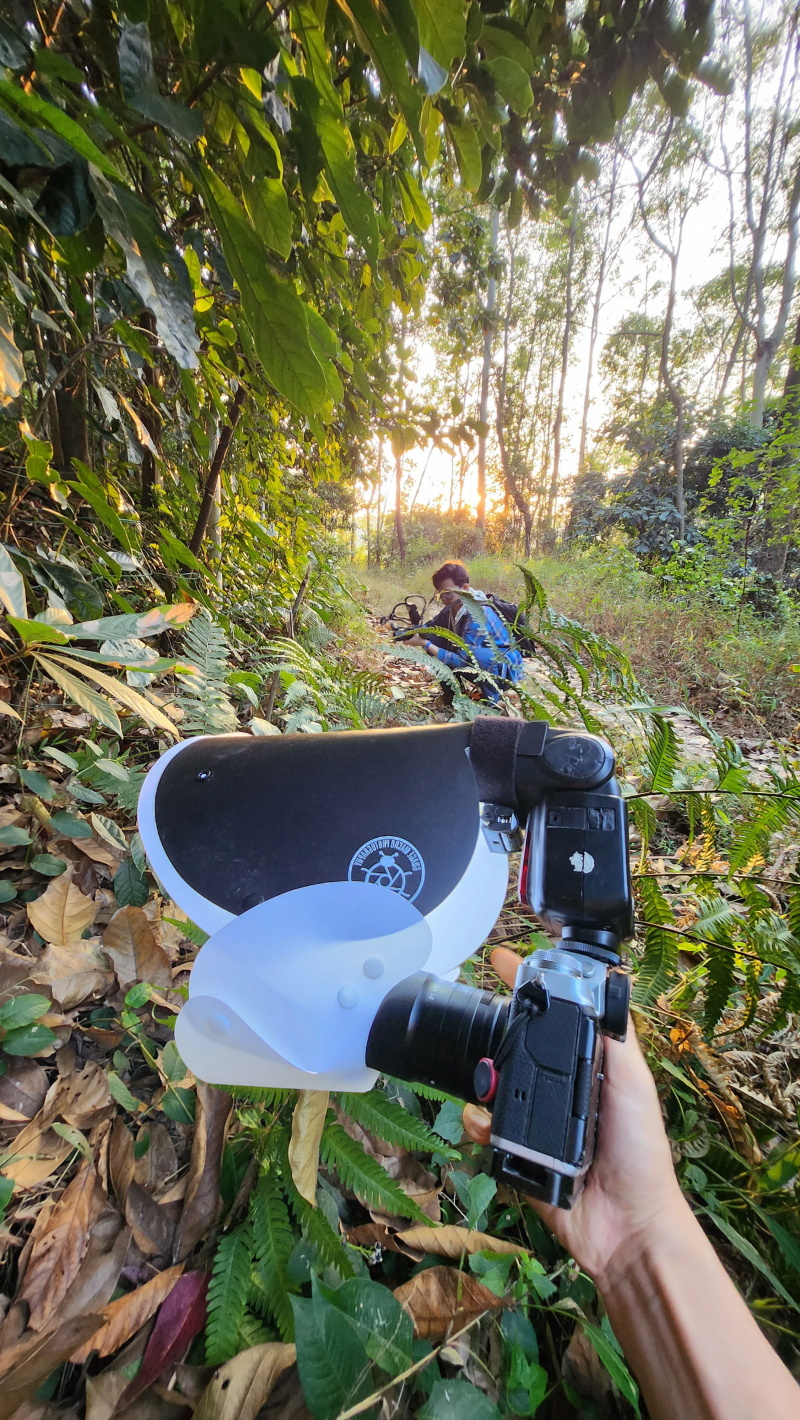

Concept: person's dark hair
[[432, 561, 470, 589]]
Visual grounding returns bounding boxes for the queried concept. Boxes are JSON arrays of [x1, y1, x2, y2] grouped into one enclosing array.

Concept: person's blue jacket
[[430, 592, 524, 690]]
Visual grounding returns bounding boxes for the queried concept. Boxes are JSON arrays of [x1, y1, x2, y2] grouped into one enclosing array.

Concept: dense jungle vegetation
[[0, 0, 800, 1416]]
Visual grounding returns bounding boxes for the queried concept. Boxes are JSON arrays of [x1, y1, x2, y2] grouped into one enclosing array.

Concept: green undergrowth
[[355, 547, 800, 736]]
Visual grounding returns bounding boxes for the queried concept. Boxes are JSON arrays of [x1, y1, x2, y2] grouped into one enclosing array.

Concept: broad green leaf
[[36, 655, 122, 736], [49, 810, 93, 839], [48, 655, 178, 736], [486, 57, 532, 114], [107, 1071, 143, 1112], [91, 173, 199, 368], [0, 542, 26, 618], [292, 1286, 373, 1420], [579, 1322, 641, 1414], [0, 79, 120, 178], [21, 429, 53, 483], [90, 813, 127, 850], [114, 856, 149, 907], [242, 177, 292, 259], [292, 75, 379, 262], [0, 825, 31, 847], [0, 880, 16, 903], [2, 1023, 57, 1055], [397, 170, 433, 228], [18, 767, 57, 801], [69, 603, 195, 641], [704, 1209, 799, 1311], [7, 616, 70, 646], [410, 0, 466, 68], [30, 855, 67, 877], [419, 1379, 502, 1420], [0, 1175, 13, 1221], [320, 1276, 413, 1376], [66, 476, 138, 555], [0, 993, 51, 1030], [118, 21, 204, 142], [201, 170, 327, 416], [479, 23, 533, 69], [335, 0, 426, 161], [446, 116, 482, 191], [161, 1085, 195, 1123]]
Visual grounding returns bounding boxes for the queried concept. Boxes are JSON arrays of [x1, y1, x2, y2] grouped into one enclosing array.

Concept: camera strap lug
[[517, 975, 551, 1013], [480, 803, 523, 854]]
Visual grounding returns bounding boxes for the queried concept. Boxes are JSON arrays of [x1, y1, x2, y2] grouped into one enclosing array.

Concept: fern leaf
[[634, 877, 679, 1003], [238, 1310, 275, 1348], [629, 798, 658, 854], [320, 1122, 427, 1222], [337, 1090, 458, 1159], [206, 1222, 254, 1365], [176, 611, 237, 735], [645, 717, 679, 793], [703, 949, 737, 1033], [384, 1075, 458, 1104], [729, 798, 794, 873], [249, 1170, 297, 1341]]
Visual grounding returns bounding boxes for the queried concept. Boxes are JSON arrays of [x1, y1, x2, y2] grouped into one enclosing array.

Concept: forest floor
[[0, 566, 799, 1420]]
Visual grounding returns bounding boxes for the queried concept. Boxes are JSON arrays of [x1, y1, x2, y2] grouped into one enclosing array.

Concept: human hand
[[405, 634, 427, 647], [462, 947, 688, 1289]]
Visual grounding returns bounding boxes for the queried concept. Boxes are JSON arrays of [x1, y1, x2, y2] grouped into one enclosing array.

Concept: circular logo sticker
[[348, 836, 425, 903]]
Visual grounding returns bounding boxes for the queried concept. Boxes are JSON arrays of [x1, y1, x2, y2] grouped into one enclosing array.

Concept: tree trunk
[[394, 450, 406, 563], [188, 384, 246, 556], [755, 302, 800, 575], [54, 358, 90, 473], [578, 159, 618, 478], [477, 207, 500, 538], [547, 201, 578, 530]]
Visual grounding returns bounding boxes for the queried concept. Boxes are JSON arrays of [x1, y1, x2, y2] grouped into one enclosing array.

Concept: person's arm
[[463, 948, 800, 1420]]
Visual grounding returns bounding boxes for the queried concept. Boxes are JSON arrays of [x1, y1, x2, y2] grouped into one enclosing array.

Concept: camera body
[[366, 717, 633, 1209]]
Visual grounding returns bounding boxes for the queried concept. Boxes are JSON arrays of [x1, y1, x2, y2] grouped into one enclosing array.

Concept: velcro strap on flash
[[469, 717, 523, 808]]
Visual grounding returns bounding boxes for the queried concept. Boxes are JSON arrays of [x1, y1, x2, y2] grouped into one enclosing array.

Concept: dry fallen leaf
[[0, 1311, 106, 1420], [32, 939, 114, 1009], [26, 865, 97, 944], [0, 1059, 48, 1124], [194, 1343, 297, 1420], [393, 1265, 509, 1340], [103, 906, 171, 991], [3, 1068, 113, 1189], [71, 1262, 185, 1363], [393, 1225, 528, 1260], [288, 1091, 329, 1207], [125, 1180, 176, 1259], [172, 1084, 232, 1263], [18, 1163, 107, 1332]]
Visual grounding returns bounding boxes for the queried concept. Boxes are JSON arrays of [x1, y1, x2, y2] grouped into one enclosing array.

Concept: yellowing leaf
[[393, 1265, 509, 1340], [0, 304, 24, 408], [102, 906, 171, 990], [32, 938, 114, 1008], [17, 1163, 106, 1332], [194, 1343, 297, 1420], [48, 655, 178, 737], [288, 1090, 329, 1206], [27, 864, 97, 944], [393, 1226, 528, 1259]]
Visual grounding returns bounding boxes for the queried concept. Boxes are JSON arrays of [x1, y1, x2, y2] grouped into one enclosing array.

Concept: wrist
[[594, 1191, 695, 1300]]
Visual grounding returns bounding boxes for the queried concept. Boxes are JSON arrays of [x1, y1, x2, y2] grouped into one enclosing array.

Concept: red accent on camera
[[474, 1057, 499, 1103]]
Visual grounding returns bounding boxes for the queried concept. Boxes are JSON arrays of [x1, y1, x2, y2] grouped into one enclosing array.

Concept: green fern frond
[[629, 798, 658, 855], [268, 1128, 355, 1278], [645, 717, 679, 793], [634, 877, 679, 1003], [703, 949, 737, 1033], [320, 1121, 427, 1222], [729, 798, 795, 873], [206, 1221, 254, 1365], [249, 1170, 297, 1340], [385, 1076, 458, 1104], [227, 1086, 294, 1109], [238, 1310, 275, 1349], [691, 897, 744, 942], [176, 610, 237, 735], [337, 1090, 458, 1159]]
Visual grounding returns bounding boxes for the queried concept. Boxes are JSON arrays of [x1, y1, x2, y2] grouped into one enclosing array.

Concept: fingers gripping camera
[[137, 717, 633, 1206]]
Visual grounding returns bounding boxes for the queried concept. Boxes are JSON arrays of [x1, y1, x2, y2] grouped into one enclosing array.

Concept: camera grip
[[490, 998, 602, 1202]]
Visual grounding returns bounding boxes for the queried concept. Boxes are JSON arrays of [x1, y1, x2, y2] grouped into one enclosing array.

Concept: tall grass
[[352, 548, 800, 733]]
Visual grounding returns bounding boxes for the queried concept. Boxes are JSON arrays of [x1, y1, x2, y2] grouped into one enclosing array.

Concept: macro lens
[[366, 972, 510, 1102]]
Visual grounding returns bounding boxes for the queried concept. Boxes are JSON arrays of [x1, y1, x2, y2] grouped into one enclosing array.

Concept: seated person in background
[[406, 561, 524, 704]]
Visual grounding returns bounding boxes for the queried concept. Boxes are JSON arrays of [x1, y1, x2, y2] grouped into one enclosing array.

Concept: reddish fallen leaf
[[71, 1263, 185, 1363], [119, 1270, 209, 1407]]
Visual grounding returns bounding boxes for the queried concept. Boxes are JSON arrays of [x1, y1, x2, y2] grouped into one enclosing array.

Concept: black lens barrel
[[366, 971, 510, 1103]]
